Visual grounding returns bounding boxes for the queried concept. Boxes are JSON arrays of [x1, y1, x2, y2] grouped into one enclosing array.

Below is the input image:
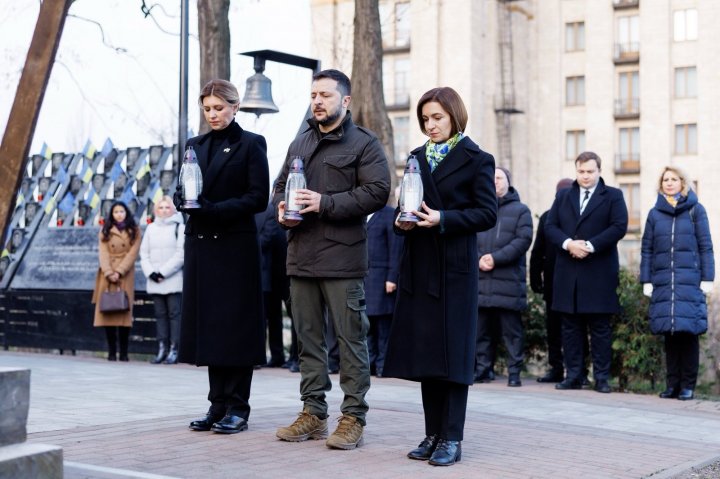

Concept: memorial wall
[[1, 141, 180, 353]]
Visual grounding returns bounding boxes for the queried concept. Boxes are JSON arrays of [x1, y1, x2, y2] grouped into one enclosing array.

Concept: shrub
[[610, 268, 665, 392]]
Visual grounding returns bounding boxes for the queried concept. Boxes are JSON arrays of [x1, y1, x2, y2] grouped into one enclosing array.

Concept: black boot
[[151, 341, 167, 364], [118, 326, 130, 362], [164, 343, 178, 364], [105, 327, 117, 361]]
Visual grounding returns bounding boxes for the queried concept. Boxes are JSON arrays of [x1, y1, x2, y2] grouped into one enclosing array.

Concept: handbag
[[99, 282, 130, 313]]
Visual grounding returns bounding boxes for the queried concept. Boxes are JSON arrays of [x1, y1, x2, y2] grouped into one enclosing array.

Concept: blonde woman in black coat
[[176, 79, 269, 434], [384, 87, 497, 466]]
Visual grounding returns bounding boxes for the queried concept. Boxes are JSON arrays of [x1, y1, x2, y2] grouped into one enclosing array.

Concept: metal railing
[[614, 98, 640, 117]]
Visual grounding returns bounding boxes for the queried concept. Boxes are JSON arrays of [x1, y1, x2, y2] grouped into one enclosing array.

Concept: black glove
[[185, 196, 213, 216], [156, 273, 165, 281], [149, 272, 161, 282], [172, 186, 184, 211], [530, 281, 543, 294]]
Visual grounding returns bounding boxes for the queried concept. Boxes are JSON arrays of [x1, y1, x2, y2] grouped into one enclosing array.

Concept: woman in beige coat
[[91, 201, 141, 361]]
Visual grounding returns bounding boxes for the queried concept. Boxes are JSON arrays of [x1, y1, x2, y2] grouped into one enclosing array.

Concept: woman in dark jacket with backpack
[[640, 166, 714, 401]]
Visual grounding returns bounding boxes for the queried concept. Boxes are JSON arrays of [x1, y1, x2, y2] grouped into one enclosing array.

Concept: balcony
[[614, 98, 640, 119], [613, 0, 639, 9], [615, 153, 640, 174], [614, 42, 640, 64]]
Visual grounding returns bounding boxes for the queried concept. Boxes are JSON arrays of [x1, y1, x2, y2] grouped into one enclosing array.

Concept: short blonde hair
[[153, 195, 177, 217], [658, 166, 690, 196]]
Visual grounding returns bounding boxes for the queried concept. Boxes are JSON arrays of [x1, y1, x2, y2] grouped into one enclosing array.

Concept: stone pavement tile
[[5, 351, 720, 478]]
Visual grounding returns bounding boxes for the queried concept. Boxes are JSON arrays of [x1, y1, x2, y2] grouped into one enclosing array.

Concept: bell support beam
[[0, 0, 72, 254]]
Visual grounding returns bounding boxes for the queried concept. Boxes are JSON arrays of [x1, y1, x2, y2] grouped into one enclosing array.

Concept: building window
[[566, 130, 585, 161], [674, 67, 697, 98], [380, 1, 411, 48], [565, 76, 585, 106], [615, 15, 640, 60], [674, 9, 698, 42], [395, 2, 411, 47], [616, 71, 639, 116], [620, 183, 641, 231], [394, 57, 410, 105], [392, 116, 410, 166], [675, 124, 698, 155], [565, 22, 585, 52], [617, 127, 640, 172]]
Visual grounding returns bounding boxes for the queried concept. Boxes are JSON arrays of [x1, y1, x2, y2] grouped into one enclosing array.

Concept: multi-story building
[[309, 0, 720, 268]]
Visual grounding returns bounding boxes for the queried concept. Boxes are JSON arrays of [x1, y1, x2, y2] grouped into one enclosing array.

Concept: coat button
[[198, 234, 204, 239], [212, 234, 218, 239]]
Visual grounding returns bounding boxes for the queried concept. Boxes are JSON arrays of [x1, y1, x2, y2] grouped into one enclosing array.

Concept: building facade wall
[[309, 0, 719, 271]]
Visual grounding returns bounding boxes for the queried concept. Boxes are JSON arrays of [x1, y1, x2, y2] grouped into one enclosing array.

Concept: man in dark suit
[[530, 178, 572, 383], [544, 152, 628, 393], [365, 205, 403, 377]]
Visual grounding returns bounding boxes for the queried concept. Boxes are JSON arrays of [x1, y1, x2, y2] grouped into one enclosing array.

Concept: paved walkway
[[3, 351, 720, 479]]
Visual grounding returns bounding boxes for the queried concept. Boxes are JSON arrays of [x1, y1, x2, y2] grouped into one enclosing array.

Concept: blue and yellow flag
[[82, 140, 97, 160], [40, 142, 53, 160]]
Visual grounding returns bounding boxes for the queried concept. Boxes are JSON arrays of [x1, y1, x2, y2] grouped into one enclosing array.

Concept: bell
[[239, 57, 279, 117]]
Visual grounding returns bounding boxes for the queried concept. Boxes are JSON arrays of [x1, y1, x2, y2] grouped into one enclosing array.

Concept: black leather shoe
[[659, 387, 679, 399], [474, 371, 493, 383], [407, 435, 439, 460], [508, 373, 522, 387], [211, 414, 248, 434], [428, 440, 461, 466], [555, 379, 582, 390], [189, 412, 224, 431], [677, 389, 694, 401], [537, 371, 564, 383], [265, 359, 284, 368], [594, 380, 611, 394], [581, 376, 591, 387]]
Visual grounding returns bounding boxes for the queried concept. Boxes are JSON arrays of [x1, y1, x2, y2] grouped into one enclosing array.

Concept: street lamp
[[238, 50, 321, 119]]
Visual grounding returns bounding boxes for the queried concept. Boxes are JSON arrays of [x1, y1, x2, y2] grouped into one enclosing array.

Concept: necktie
[[580, 190, 590, 214]]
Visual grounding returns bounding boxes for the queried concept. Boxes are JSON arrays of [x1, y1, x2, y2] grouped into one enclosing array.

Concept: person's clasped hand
[[149, 272, 164, 283], [643, 283, 653, 297], [700, 281, 714, 295]]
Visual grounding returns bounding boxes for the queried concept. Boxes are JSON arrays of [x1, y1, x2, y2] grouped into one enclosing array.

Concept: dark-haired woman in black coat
[[384, 87, 496, 467]]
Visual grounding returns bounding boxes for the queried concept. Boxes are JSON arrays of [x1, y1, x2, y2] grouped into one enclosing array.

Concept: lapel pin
[[223, 148, 231, 153]]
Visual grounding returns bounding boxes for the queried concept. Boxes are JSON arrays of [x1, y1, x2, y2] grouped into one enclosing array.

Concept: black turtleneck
[[207, 121, 238, 165]]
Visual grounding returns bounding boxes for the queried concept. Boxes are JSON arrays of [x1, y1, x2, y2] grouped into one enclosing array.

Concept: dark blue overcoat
[[365, 205, 403, 316], [639, 190, 714, 335], [544, 178, 628, 314]]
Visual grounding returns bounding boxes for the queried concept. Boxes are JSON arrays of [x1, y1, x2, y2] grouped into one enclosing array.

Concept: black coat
[[476, 187, 533, 311], [365, 205, 403, 316], [179, 122, 270, 367], [256, 202, 289, 298], [544, 178, 628, 314], [529, 210, 556, 303], [384, 137, 497, 385]]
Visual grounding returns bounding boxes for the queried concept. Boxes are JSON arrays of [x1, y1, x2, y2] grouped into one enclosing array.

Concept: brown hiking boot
[[276, 410, 328, 442], [325, 414, 364, 450]]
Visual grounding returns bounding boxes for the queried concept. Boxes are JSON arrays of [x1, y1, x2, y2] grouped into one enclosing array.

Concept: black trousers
[[420, 380, 469, 441], [476, 307, 524, 375], [367, 313, 392, 376], [207, 366, 254, 420], [665, 333, 699, 390], [264, 291, 286, 364], [104, 326, 130, 357], [544, 303, 564, 374], [562, 313, 611, 381]]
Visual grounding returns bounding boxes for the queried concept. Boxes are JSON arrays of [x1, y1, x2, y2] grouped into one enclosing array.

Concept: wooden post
[[0, 0, 72, 250]]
